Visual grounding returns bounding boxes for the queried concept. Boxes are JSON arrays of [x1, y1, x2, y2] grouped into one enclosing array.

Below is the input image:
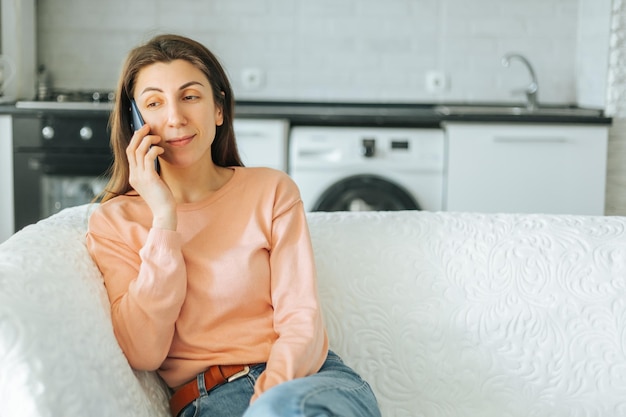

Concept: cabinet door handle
[[493, 136, 568, 143]]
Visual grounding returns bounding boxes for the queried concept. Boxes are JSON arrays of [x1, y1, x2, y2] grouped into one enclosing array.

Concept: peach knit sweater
[[86, 166, 328, 401]]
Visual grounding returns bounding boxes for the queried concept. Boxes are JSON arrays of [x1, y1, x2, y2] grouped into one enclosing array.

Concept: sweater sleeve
[[251, 183, 329, 401], [86, 208, 187, 371]]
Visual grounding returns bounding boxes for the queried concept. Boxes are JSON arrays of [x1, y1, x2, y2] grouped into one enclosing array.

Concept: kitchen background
[[2, 0, 626, 237], [38, 0, 607, 106]]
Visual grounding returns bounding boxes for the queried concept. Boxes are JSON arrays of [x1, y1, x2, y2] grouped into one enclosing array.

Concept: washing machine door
[[312, 175, 420, 212]]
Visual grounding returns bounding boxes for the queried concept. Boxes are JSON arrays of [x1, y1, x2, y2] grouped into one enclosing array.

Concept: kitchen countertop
[[0, 101, 613, 126]]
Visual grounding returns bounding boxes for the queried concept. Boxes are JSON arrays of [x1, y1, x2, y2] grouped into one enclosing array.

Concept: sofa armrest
[[0, 205, 170, 417]]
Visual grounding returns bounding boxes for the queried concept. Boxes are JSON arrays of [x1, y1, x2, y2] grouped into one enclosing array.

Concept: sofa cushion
[[307, 210, 626, 417]]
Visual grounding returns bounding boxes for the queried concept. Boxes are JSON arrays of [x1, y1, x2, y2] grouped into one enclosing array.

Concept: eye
[[183, 95, 200, 101], [141, 93, 162, 109]]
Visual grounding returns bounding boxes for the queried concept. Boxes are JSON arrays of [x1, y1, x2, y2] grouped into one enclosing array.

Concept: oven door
[[13, 151, 111, 231]]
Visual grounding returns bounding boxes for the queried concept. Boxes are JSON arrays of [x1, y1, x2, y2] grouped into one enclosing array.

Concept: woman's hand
[[126, 124, 177, 230]]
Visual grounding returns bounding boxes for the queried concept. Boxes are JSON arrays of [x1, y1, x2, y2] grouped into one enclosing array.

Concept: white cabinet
[[0, 115, 13, 242], [444, 123, 609, 215], [233, 119, 289, 171]]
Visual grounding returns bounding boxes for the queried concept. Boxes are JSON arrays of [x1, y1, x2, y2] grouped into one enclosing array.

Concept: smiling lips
[[166, 134, 195, 147]]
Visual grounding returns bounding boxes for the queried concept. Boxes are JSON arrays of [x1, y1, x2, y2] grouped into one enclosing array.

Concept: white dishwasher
[[233, 118, 289, 171], [445, 122, 609, 215]]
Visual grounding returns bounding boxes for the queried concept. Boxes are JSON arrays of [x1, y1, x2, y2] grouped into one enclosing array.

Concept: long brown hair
[[99, 34, 243, 203]]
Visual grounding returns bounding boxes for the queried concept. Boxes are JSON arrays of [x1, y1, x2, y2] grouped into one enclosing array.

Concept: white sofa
[[2, 205, 626, 417]]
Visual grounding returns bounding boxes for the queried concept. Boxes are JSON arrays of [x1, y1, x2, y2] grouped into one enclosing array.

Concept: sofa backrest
[[307, 210, 626, 417]]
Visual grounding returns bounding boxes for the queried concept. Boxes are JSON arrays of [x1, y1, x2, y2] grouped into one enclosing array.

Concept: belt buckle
[[227, 365, 250, 382]]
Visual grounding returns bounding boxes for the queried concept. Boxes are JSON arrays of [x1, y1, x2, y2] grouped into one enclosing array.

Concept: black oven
[[12, 110, 113, 231]]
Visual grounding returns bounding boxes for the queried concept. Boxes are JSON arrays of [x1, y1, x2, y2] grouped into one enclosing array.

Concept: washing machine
[[289, 126, 446, 212]]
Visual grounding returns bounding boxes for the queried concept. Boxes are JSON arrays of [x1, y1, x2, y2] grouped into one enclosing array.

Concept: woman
[[86, 34, 381, 417]]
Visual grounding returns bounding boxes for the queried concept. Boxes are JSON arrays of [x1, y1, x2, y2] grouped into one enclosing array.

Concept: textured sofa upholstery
[[2, 205, 626, 417]]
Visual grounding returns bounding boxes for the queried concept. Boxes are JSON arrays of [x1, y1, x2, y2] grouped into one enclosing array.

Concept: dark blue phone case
[[130, 100, 159, 172], [130, 99, 145, 131]]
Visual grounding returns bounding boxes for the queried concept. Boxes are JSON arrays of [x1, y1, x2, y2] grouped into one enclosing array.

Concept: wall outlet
[[425, 70, 449, 93], [241, 68, 264, 90]]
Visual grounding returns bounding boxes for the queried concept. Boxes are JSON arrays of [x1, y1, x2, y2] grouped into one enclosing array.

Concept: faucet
[[501, 53, 538, 111]]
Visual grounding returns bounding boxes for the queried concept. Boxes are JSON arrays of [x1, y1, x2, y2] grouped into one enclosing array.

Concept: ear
[[215, 91, 225, 126]]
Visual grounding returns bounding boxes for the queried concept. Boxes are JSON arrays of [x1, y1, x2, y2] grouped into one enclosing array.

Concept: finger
[[136, 135, 155, 155], [135, 134, 161, 156], [145, 145, 163, 167], [135, 123, 150, 134], [149, 145, 164, 157], [129, 135, 159, 171], [127, 124, 151, 152], [126, 124, 150, 160]]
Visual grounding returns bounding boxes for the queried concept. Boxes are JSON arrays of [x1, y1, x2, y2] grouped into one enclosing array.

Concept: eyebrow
[[140, 81, 205, 96]]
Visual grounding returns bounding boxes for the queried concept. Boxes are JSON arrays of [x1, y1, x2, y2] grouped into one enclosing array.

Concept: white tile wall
[[576, 0, 611, 109], [35, 0, 606, 106]]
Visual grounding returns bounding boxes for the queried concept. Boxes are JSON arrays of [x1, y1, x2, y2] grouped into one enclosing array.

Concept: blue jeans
[[177, 350, 381, 417]]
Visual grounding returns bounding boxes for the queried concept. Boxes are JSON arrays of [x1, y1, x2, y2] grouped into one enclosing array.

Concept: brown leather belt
[[169, 364, 250, 417]]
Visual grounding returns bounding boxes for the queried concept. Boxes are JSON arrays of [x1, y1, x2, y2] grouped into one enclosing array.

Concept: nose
[[166, 102, 187, 127]]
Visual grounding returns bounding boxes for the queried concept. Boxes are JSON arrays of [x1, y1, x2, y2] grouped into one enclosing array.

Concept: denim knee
[[244, 352, 381, 417]]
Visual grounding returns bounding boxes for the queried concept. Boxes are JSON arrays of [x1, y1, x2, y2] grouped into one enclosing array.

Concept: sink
[[434, 105, 603, 117]]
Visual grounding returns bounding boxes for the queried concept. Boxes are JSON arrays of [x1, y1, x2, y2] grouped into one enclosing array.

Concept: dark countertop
[[0, 100, 613, 127]]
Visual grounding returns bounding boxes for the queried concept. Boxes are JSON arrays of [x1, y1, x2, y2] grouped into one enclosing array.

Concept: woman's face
[[132, 59, 223, 170]]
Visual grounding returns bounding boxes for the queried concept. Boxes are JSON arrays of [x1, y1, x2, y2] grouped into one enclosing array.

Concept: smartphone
[[130, 99, 160, 172]]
